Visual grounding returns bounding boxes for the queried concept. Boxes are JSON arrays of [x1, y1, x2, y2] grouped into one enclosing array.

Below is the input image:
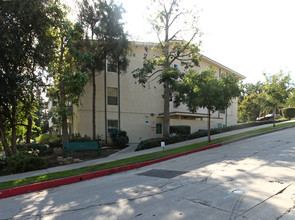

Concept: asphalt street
[[1, 127, 295, 220]]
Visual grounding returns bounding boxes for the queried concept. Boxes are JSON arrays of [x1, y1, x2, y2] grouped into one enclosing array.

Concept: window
[[156, 123, 162, 134], [219, 109, 225, 114], [107, 62, 118, 73], [174, 64, 179, 70], [108, 87, 118, 105], [108, 120, 118, 133]]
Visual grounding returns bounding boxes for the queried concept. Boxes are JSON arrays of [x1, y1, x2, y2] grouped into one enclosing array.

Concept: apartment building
[[52, 41, 245, 143]]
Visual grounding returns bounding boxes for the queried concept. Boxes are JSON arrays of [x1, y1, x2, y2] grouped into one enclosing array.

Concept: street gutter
[[1, 124, 295, 200]]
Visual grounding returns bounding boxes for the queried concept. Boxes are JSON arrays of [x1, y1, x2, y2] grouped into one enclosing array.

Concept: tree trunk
[[273, 106, 276, 127], [26, 87, 34, 144], [208, 109, 211, 143], [0, 116, 11, 157], [163, 14, 170, 137], [92, 67, 96, 141], [59, 82, 69, 143], [58, 37, 68, 143], [11, 104, 17, 154], [163, 82, 170, 137], [26, 115, 32, 144]]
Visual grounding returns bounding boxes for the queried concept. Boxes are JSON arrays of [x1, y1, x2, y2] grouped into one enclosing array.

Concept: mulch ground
[[0, 146, 123, 176], [43, 146, 121, 168]]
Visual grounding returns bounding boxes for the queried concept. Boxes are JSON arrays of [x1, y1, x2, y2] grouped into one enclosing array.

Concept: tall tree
[[238, 81, 264, 122], [176, 68, 240, 142], [78, 0, 129, 140], [263, 71, 292, 127], [133, 0, 201, 137], [238, 93, 264, 122], [48, 21, 89, 143], [0, 0, 63, 156], [286, 90, 295, 107], [239, 81, 263, 103]]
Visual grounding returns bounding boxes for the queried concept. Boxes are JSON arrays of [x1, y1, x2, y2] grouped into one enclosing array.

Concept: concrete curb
[[1, 124, 294, 200], [222, 124, 295, 145], [0, 143, 222, 200]]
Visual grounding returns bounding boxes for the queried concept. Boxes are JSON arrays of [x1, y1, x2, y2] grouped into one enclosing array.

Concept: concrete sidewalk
[[0, 121, 293, 183]]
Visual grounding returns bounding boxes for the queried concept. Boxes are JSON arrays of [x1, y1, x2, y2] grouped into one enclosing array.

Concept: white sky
[[68, 0, 295, 84]]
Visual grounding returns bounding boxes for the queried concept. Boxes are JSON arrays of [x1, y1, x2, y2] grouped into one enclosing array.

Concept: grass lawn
[[0, 121, 294, 190]]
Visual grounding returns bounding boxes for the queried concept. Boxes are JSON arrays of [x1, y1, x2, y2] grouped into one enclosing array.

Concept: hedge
[[282, 108, 295, 119], [170, 125, 191, 135], [136, 120, 286, 151]]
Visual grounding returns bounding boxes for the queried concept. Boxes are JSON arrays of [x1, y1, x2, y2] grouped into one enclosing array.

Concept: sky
[[68, 0, 295, 84]]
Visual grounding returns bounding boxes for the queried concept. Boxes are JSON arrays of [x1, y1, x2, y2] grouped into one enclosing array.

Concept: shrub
[[6, 152, 47, 174], [170, 125, 191, 135], [111, 129, 129, 148], [70, 133, 92, 142], [17, 143, 53, 156], [136, 120, 287, 151], [282, 108, 295, 119], [0, 153, 7, 173], [36, 133, 62, 149]]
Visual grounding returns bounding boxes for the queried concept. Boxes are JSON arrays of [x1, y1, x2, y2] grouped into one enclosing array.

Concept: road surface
[[1, 127, 295, 220]]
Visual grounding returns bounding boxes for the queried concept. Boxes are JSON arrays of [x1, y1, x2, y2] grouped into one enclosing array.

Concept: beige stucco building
[[68, 41, 245, 144]]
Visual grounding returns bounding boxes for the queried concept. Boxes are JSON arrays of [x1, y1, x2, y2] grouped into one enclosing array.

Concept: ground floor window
[[108, 120, 118, 133], [156, 123, 162, 134]]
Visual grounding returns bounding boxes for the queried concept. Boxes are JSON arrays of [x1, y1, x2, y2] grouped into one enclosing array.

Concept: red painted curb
[[0, 143, 222, 200]]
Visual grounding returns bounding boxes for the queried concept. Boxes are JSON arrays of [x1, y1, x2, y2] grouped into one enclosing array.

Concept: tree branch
[[169, 31, 198, 66], [168, 12, 183, 28], [147, 69, 163, 81], [168, 30, 182, 41]]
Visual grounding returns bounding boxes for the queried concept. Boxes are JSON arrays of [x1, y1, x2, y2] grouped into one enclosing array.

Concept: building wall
[[73, 42, 244, 143]]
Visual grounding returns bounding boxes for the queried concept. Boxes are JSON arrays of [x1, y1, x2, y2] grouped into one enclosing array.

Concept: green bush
[[110, 129, 119, 142], [283, 108, 295, 119], [0, 153, 7, 173], [136, 120, 286, 151], [17, 143, 53, 156], [36, 133, 62, 149], [6, 152, 47, 174], [70, 133, 92, 142], [170, 125, 191, 135], [110, 129, 129, 148]]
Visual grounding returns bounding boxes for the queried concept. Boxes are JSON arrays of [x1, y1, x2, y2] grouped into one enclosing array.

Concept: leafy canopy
[[176, 68, 241, 113]]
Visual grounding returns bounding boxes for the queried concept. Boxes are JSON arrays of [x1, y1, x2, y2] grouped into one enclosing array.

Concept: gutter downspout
[[118, 61, 121, 131], [105, 58, 108, 144], [225, 108, 228, 127]]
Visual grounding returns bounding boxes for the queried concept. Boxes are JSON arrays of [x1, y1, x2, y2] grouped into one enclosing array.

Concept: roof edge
[[131, 41, 246, 80]]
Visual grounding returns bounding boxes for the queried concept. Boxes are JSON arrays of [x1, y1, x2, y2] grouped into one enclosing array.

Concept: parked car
[[256, 114, 281, 121]]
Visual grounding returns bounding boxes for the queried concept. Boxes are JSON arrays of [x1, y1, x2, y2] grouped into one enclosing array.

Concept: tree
[[133, 0, 201, 137], [238, 93, 264, 122], [239, 81, 263, 103], [238, 81, 264, 122], [48, 21, 89, 143], [263, 71, 292, 127], [78, 0, 129, 140], [0, 0, 63, 156], [286, 91, 295, 107], [176, 68, 240, 142]]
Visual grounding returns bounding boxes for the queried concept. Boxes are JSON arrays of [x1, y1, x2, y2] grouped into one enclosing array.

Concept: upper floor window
[[107, 62, 118, 73], [219, 109, 225, 114], [108, 87, 118, 105]]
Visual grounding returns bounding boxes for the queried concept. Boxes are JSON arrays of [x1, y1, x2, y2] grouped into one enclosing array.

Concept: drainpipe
[[105, 58, 108, 144], [225, 108, 228, 127], [118, 61, 121, 131]]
